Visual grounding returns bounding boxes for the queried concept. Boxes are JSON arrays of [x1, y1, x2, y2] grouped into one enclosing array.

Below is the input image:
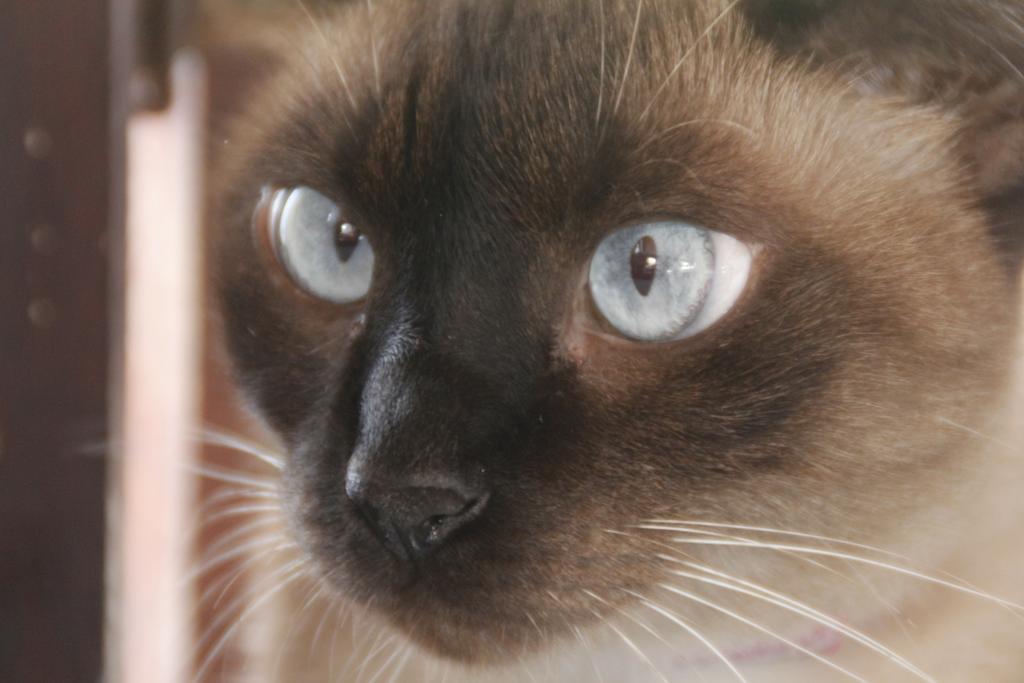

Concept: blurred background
[[1, 1, 294, 681]]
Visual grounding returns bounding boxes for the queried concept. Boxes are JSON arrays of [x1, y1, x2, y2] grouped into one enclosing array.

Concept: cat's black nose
[[345, 474, 490, 562]]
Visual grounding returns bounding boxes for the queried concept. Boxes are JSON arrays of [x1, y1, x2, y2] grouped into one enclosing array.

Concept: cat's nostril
[[411, 494, 489, 549], [347, 480, 490, 562]]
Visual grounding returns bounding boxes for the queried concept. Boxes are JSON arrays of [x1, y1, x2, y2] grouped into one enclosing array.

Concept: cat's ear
[[744, 0, 1024, 269]]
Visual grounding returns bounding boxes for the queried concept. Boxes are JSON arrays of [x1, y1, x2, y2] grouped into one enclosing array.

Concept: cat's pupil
[[630, 235, 658, 296], [334, 216, 360, 263]]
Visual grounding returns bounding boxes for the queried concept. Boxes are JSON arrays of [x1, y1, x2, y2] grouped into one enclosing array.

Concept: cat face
[[213, 0, 1024, 663]]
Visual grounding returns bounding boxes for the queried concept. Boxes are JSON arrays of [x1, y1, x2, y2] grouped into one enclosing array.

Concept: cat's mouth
[[290, 480, 592, 663], [323, 523, 544, 662]]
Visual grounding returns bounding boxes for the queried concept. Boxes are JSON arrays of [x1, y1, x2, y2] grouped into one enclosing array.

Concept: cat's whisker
[[519, 653, 541, 683], [608, 619, 671, 683], [936, 415, 1022, 455], [361, 635, 401, 683], [595, 0, 607, 128], [634, 519, 925, 605], [834, 57, 888, 98], [186, 515, 287, 612], [200, 482, 279, 505], [422, 655, 439, 683], [202, 502, 283, 527], [176, 486, 279, 578], [195, 427, 285, 470], [656, 556, 935, 682], [353, 595, 379, 648], [200, 515, 281, 562], [193, 559, 311, 683], [626, 591, 747, 683], [296, 0, 360, 112], [572, 624, 606, 683], [186, 463, 278, 490], [638, 0, 742, 122], [531, 607, 561, 680], [583, 594, 671, 683], [385, 645, 414, 683], [309, 587, 340, 660], [965, 23, 1024, 84], [365, 635, 406, 683], [328, 594, 348, 681], [633, 157, 710, 193], [271, 577, 331, 679], [183, 536, 287, 654], [651, 519, 1024, 614], [283, 29, 337, 115], [197, 479, 278, 499], [614, 521, 910, 655], [191, 559, 296, 674], [638, 118, 757, 156], [365, 0, 382, 104], [204, 541, 298, 612], [583, 589, 677, 652], [653, 526, 1024, 615], [838, 556, 913, 637], [547, 590, 607, 683], [184, 529, 289, 589], [657, 582, 869, 683], [640, 520, 938, 566], [74, 436, 119, 460], [525, 609, 546, 642], [313, 589, 350, 675], [195, 515, 283, 582], [354, 627, 395, 681], [199, 488, 280, 521], [606, 526, 851, 593], [611, 0, 645, 121]]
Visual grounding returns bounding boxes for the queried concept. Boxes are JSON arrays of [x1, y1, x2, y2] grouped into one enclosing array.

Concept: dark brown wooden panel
[[0, 0, 120, 679]]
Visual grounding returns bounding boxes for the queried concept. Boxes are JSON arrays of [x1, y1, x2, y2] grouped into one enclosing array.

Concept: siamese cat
[[205, 0, 1024, 680]]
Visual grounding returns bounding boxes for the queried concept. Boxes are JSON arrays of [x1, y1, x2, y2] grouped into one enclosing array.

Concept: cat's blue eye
[[265, 186, 374, 304], [588, 221, 752, 341]]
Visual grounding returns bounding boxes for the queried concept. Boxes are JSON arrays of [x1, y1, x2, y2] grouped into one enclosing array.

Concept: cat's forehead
[[246, 0, 975, 265], [268, 0, 770, 236]]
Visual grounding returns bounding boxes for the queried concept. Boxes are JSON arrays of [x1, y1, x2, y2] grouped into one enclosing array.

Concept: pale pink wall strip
[[120, 51, 206, 683]]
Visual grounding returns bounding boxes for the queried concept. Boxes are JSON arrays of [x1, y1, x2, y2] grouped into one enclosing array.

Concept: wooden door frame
[[0, 0, 124, 680]]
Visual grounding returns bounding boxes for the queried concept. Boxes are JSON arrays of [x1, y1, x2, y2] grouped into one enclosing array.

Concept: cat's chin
[[334, 578, 562, 665], [392, 614, 548, 666], [320, 548, 573, 665]]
